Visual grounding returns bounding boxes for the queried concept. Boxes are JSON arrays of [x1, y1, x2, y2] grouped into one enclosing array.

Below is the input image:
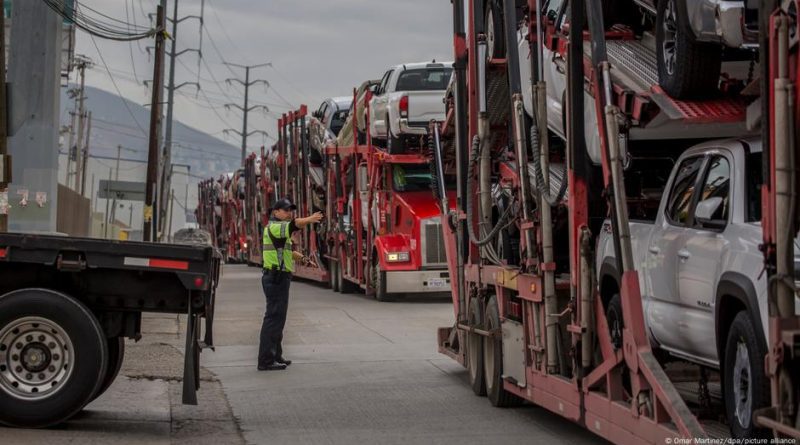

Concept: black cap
[[271, 198, 297, 212]]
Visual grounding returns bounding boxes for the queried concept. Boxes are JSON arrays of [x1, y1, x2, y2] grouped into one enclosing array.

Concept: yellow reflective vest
[[263, 221, 294, 272]]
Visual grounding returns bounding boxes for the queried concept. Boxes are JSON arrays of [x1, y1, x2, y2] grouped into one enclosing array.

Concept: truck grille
[[422, 219, 447, 266]]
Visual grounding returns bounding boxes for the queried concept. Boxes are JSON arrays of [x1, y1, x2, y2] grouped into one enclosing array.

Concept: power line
[[89, 34, 148, 135], [42, 0, 157, 41], [123, 0, 140, 83], [206, 0, 246, 59], [128, 0, 147, 54], [269, 65, 314, 105]]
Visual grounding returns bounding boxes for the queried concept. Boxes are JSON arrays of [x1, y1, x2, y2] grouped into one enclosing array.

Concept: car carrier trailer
[[0, 233, 220, 428], [324, 88, 455, 301], [435, 0, 799, 442]]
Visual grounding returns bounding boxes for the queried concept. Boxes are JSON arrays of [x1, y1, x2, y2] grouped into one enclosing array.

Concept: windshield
[[330, 109, 349, 136], [395, 68, 453, 92], [392, 164, 455, 192]]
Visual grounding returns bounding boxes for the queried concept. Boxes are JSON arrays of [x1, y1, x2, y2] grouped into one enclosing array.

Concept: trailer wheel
[[467, 297, 486, 396], [89, 337, 125, 403], [0, 288, 108, 428], [483, 295, 523, 407], [330, 261, 340, 292], [338, 262, 359, 294], [655, 0, 721, 98], [485, 0, 505, 61], [723, 311, 770, 439], [606, 293, 623, 349]]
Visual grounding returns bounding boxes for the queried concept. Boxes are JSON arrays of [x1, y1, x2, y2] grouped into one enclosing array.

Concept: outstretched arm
[[294, 211, 324, 228]]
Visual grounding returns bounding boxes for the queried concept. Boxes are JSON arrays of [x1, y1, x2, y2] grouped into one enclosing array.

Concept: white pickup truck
[[596, 137, 800, 439], [368, 61, 453, 153]]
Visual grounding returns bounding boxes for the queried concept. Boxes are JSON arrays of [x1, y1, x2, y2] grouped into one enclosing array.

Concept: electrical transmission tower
[[222, 62, 271, 166]]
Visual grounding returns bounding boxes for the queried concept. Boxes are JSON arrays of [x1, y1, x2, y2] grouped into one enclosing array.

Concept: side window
[[318, 103, 328, 124], [379, 70, 393, 94], [665, 156, 704, 226], [697, 156, 731, 224]]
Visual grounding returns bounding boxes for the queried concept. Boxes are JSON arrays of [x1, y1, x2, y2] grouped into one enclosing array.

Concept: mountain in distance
[[60, 85, 242, 181]]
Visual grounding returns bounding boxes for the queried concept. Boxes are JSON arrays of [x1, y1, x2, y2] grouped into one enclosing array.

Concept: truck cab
[[350, 159, 454, 301]]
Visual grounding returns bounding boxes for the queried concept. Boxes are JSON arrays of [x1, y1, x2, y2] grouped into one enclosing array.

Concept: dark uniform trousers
[[258, 270, 292, 366]]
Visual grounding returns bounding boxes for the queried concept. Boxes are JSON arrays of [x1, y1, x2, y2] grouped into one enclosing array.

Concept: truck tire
[[371, 258, 391, 302], [655, 0, 722, 98], [467, 297, 487, 396], [723, 311, 770, 439], [485, 0, 505, 61], [338, 263, 360, 294], [606, 293, 623, 349], [483, 295, 523, 407], [0, 288, 108, 428], [330, 261, 340, 292], [89, 337, 125, 404]]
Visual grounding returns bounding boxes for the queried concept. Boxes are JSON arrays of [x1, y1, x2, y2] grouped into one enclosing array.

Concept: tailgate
[[407, 91, 447, 124]]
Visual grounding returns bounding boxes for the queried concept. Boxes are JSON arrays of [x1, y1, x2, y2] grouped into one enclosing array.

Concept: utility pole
[[166, 188, 174, 241], [159, 0, 201, 241], [79, 111, 92, 196], [71, 57, 91, 191], [0, 8, 9, 232], [144, 3, 167, 242], [223, 62, 271, 166]]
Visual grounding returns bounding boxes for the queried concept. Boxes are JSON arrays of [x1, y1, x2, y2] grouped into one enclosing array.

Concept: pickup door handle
[[677, 249, 691, 260], [648, 246, 660, 255]]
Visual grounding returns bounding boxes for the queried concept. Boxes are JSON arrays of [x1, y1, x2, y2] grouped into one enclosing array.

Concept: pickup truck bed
[[0, 233, 220, 428]]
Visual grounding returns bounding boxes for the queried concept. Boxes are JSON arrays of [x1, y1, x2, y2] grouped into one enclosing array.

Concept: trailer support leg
[[182, 309, 199, 405]]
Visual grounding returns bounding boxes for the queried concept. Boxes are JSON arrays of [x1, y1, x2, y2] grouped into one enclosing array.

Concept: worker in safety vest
[[258, 198, 323, 371]]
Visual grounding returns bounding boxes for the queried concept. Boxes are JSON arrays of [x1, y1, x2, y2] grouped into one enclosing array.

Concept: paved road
[[206, 265, 604, 445], [1, 264, 605, 444]]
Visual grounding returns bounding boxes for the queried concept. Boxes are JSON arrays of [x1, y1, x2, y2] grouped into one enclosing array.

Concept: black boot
[[258, 362, 287, 371], [276, 357, 292, 366]]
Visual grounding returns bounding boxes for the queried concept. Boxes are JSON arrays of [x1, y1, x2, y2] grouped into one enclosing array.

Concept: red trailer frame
[[436, 0, 800, 442], [272, 106, 331, 283]]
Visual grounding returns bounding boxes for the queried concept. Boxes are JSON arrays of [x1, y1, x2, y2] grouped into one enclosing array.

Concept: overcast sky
[[76, 0, 454, 151]]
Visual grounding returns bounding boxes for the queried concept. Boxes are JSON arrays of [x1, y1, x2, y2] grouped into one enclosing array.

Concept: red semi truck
[[323, 89, 455, 301], [256, 90, 455, 300]]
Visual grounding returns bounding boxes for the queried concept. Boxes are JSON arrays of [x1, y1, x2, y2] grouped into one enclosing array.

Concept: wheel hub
[[661, 0, 678, 75], [732, 341, 752, 428], [0, 316, 74, 400], [20, 343, 51, 373]]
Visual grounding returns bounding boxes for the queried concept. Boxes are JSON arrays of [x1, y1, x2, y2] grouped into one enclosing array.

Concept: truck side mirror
[[694, 197, 726, 230]]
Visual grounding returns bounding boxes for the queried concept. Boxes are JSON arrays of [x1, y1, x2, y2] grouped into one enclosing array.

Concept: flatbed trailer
[[0, 232, 220, 428], [435, 0, 799, 442]]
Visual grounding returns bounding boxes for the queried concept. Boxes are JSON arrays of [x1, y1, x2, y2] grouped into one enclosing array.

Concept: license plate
[[427, 278, 447, 288]]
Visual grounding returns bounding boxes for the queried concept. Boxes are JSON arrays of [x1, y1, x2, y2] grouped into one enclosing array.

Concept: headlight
[[385, 252, 410, 262], [243, 242, 248, 249]]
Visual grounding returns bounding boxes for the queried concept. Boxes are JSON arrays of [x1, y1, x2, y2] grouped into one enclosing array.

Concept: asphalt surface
[[205, 265, 604, 445], [1, 264, 606, 444]]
